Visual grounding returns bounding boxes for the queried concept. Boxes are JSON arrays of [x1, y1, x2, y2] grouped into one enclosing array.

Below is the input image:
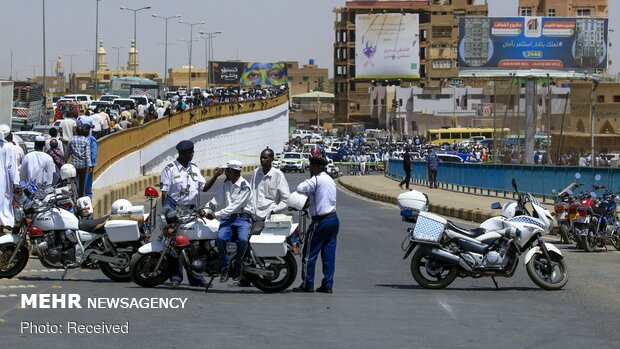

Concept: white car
[[281, 152, 306, 173], [13, 131, 47, 153]]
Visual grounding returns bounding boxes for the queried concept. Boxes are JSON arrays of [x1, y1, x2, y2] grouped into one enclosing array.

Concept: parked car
[[63, 94, 93, 105], [99, 94, 120, 103], [129, 95, 148, 106], [10, 117, 32, 132], [14, 131, 46, 153], [88, 100, 113, 112], [113, 98, 136, 111], [437, 153, 465, 163]]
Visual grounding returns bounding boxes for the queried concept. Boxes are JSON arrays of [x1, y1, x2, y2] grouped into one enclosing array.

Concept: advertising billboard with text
[[355, 13, 420, 79], [211, 61, 288, 86], [458, 17, 608, 71]]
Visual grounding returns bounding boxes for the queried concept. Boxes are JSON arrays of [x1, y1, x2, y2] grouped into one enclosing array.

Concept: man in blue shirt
[[426, 147, 439, 189]]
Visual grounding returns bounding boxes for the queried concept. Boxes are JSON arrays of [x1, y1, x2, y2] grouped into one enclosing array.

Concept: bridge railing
[[94, 95, 288, 180], [387, 159, 620, 199]]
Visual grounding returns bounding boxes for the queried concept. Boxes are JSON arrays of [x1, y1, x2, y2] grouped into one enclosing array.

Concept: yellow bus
[[426, 127, 510, 145]]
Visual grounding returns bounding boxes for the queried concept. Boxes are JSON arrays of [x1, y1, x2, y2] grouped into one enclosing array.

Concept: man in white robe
[[20, 136, 56, 186], [0, 128, 18, 234]]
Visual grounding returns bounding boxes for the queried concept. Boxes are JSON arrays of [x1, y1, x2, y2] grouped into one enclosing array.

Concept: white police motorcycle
[[400, 179, 568, 290]]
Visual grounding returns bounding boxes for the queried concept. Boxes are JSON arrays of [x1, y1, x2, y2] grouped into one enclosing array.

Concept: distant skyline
[[0, 0, 617, 81]]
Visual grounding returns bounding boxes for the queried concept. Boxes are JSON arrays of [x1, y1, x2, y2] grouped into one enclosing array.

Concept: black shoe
[[232, 270, 242, 282], [316, 286, 333, 294], [292, 285, 314, 293], [220, 270, 229, 283], [170, 281, 181, 289], [191, 280, 208, 287]]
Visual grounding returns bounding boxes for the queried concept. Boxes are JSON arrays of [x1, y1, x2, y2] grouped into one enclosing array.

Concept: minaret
[[97, 33, 108, 71], [127, 35, 139, 74], [55, 55, 64, 77]]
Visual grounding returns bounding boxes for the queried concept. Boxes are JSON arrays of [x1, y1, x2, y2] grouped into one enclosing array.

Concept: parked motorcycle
[[552, 183, 576, 244], [0, 180, 149, 281], [129, 197, 302, 293], [582, 188, 620, 251], [401, 178, 568, 290]]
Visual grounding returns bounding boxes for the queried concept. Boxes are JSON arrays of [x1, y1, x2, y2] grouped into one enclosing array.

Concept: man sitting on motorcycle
[[205, 160, 252, 283]]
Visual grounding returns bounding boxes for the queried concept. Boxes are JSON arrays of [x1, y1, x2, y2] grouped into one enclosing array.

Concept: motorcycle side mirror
[[594, 174, 602, 181], [575, 173, 582, 180], [567, 190, 574, 195], [590, 192, 597, 198], [551, 189, 557, 194], [491, 202, 502, 210]]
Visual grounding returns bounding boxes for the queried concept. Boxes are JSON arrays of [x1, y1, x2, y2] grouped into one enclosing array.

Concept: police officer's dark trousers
[[301, 212, 339, 290]]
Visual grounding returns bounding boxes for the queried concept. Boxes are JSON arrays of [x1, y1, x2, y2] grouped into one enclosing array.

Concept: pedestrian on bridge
[[399, 147, 411, 190]]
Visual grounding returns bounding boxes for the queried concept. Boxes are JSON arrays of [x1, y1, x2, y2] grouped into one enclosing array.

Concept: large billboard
[[211, 61, 288, 86], [458, 17, 608, 71], [355, 13, 420, 79]]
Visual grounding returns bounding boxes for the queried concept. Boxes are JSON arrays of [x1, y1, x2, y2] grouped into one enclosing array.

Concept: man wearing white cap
[[0, 127, 18, 234], [0, 124, 24, 166], [205, 159, 252, 283], [20, 135, 56, 186]]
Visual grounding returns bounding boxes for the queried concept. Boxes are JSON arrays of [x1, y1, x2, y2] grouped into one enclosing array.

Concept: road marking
[[50, 285, 62, 289], [437, 298, 457, 320], [0, 295, 19, 298], [0, 285, 36, 290]]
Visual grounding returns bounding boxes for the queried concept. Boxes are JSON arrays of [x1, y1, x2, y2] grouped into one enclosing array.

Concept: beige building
[[333, 0, 488, 126], [285, 61, 330, 96], [518, 0, 608, 18], [168, 66, 209, 90]]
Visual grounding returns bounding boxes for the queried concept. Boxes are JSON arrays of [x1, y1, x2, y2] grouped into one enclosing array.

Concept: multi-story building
[[518, 0, 608, 18], [285, 60, 330, 96], [333, 0, 488, 126]]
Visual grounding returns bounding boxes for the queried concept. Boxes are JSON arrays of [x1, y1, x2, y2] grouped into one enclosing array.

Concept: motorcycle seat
[[447, 221, 487, 238], [79, 215, 110, 234]]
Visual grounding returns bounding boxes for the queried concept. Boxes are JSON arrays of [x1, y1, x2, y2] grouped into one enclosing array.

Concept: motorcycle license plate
[[576, 216, 590, 224]]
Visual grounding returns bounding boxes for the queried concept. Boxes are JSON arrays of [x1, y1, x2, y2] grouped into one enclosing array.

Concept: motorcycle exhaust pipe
[[430, 248, 473, 272]]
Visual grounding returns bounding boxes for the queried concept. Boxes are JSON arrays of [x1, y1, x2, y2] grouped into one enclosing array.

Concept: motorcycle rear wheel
[[129, 252, 174, 287], [0, 244, 29, 279], [100, 262, 130, 282], [247, 251, 297, 293], [526, 252, 568, 290], [559, 224, 571, 244], [410, 247, 457, 289], [581, 233, 597, 252], [611, 230, 620, 251]]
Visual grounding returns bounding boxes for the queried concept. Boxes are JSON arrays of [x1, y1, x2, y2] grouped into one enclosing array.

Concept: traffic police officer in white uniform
[[205, 160, 252, 283], [160, 140, 207, 288], [293, 156, 340, 293]]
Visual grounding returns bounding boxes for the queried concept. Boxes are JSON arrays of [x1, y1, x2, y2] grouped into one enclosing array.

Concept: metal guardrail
[[387, 159, 620, 201], [93, 95, 288, 180]]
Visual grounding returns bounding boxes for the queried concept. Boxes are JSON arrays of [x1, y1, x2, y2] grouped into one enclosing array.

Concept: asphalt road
[[0, 172, 618, 348]]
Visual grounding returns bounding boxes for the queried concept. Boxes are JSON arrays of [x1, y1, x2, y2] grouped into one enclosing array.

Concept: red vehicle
[[54, 101, 79, 121]]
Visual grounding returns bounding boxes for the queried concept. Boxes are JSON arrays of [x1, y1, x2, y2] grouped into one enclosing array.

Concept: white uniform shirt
[[0, 141, 18, 226], [61, 118, 76, 142], [160, 160, 206, 207], [249, 167, 290, 220], [91, 113, 102, 132], [20, 151, 56, 185], [156, 106, 165, 119], [208, 176, 252, 220], [296, 172, 337, 217], [6, 142, 24, 166]]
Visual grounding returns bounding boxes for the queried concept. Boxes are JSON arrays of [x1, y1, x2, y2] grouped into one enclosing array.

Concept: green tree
[[317, 76, 325, 92]]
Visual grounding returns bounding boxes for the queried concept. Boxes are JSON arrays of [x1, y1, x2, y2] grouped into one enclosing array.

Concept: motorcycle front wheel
[[559, 223, 571, 244], [246, 251, 297, 293], [611, 229, 620, 250], [410, 247, 457, 289], [0, 244, 29, 279], [581, 232, 597, 252], [129, 252, 174, 287], [526, 252, 568, 290]]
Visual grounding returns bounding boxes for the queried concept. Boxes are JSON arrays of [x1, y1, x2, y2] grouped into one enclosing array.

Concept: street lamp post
[[110, 46, 124, 77], [86, 49, 95, 93], [152, 14, 181, 91], [198, 31, 221, 88], [179, 37, 198, 89], [120, 4, 151, 77], [179, 20, 205, 91]]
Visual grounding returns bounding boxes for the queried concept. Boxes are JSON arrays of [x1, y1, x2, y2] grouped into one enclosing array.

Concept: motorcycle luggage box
[[398, 190, 428, 222], [105, 220, 140, 242], [249, 235, 287, 257], [117, 205, 145, 215], [263, 214, 293, 236]]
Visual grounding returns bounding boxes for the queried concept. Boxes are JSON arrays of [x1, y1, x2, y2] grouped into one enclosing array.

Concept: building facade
[[285, 61, 330, 96], [333, 0, 488, 126], [518, 0, 608, 18]]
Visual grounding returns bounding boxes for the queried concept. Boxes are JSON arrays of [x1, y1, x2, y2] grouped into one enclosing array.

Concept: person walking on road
[[65, 125, 91, 198], [19, 136, 56, 186], [399, 147, 411, 190], [160, 140, 208, 288], [427, 146, 439, 189], [293, 156, 339, 294]]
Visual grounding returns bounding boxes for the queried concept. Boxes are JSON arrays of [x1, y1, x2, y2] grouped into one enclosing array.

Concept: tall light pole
[[110, 46, 124, 77], [179, 37, 198, 89], [198, 31, 221, 88], [42, 0, 47, 113], [120, 4, 151, 76], [29, 64, 41, 79], [152, 14, 181, 91], [94, 0, 101, 99], [179, 20, 205, 90], [86, 49, 95, 93]]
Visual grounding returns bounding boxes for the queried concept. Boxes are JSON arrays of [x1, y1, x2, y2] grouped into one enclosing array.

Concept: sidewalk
[[338, 175, 554, 223]]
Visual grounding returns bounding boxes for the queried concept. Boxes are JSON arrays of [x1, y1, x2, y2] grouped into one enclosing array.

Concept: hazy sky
[[0, 0, 618, 80]]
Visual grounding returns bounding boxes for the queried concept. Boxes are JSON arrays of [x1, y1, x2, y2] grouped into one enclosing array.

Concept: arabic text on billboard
[[211, 62, 288, 86], [458, 17, 608, 70], [355, 13, 420, 79]]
